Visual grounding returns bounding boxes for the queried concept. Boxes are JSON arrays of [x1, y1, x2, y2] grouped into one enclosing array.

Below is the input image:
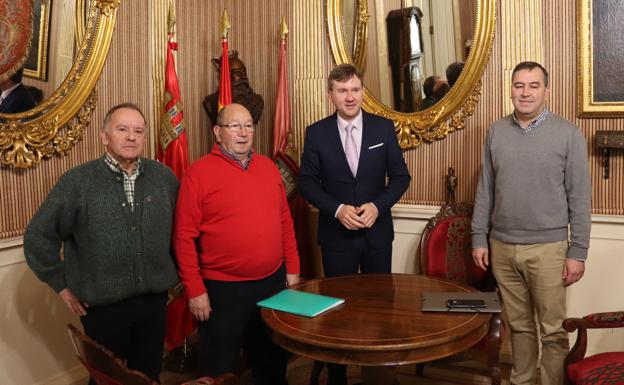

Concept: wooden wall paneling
[[500, 0, 543, 115], [148, 0, 168, 159], [290, 0, 334, 155], [175, 0, 212, 161], [542, 0, 624, 215], [3, 0, 624, 240]]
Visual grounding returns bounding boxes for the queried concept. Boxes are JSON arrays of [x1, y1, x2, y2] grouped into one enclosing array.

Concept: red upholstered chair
[[563, 311, 624, 385], [67, 324, 238, 385], [417, 201, 503, 385]]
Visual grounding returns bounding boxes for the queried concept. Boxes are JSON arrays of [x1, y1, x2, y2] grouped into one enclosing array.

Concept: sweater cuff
[[472, 233, 488, 249], [48, 275, 67, 294], [183, 279, 207, 299], [567, 245, 588, 261]]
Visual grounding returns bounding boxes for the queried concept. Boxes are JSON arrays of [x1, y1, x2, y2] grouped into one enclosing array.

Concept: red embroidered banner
[[0, 0, 33, 82]]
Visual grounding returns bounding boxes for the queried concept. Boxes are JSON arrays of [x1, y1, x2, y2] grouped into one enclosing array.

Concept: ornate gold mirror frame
[[0, 0, 120, 168], [326, 0, 496, 149]]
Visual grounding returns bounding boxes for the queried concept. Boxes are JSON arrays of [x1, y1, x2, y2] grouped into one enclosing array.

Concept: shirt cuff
[[334, 204, 344, 218]]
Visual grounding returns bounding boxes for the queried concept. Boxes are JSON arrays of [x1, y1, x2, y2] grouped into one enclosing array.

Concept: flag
[[158, 31, 190, 180], [272, 17, 316, 279], [159, 13, 194, 351], [217, 9, 232, 111]]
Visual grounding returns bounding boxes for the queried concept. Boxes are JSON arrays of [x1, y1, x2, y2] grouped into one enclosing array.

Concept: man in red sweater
[[174, 103, 300, 385]]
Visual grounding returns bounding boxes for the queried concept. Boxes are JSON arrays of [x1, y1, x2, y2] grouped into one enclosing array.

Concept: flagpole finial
[[279, 16, 288, 41], [167, 1, 176, 33], [221, 9, 231, 39]]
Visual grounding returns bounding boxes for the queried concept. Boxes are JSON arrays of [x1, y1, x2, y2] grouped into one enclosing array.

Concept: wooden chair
[[67, 324, 238, 385], [563, 311, 624, 385], [416, 201, 503, 385]]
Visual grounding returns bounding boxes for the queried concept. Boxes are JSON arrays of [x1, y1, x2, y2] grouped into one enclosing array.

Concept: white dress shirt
[[337, 110, 363, 158], [334, 110, 365, 218], [0, 82, 20, 107]]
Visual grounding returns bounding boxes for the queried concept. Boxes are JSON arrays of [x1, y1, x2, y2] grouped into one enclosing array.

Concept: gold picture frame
[[577, 0, 624, 117], [24, 0, 51, 81]]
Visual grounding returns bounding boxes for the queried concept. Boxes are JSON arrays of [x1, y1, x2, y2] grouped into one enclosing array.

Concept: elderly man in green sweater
[[24, 103, 179, 383], [472, 62, 591, 385]]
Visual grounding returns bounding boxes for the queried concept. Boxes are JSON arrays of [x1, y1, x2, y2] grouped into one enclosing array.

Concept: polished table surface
[[261, 274, 491, 367]]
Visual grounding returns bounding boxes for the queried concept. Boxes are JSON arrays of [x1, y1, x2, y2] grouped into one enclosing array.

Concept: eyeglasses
[[220, 122, 255, 133]]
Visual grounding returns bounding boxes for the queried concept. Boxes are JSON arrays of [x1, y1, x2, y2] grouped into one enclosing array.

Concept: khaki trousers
[[490, 238, 569, 385]]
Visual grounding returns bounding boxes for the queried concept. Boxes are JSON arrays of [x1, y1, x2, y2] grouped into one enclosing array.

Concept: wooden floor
[[161, 357, 514, 385]]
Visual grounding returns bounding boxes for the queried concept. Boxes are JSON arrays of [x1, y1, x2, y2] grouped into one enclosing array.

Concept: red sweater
[[174, 145, 300, 299]]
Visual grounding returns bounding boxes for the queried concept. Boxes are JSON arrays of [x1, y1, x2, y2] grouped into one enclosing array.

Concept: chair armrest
[[583, 311, 624, 328], [563, 317, 588, 366]]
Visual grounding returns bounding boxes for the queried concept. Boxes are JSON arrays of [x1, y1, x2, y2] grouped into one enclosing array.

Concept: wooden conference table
[[261, 273, 491, 385]]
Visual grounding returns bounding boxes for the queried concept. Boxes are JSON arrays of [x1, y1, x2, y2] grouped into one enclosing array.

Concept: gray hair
[[102, 103, 147, 131]]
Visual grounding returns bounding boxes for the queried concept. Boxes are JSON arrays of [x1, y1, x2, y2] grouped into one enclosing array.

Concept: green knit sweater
[[24, 157, 180, 306]]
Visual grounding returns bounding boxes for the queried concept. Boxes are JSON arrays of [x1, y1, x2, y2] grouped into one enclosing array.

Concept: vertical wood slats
[[148, 0, 168, 158], [500, 0, 543, 115], [2, 0, 623, 239], [542, 0, 624, 215]]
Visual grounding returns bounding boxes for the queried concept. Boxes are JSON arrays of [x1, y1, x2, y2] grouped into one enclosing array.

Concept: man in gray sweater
[[472, 62, 591, 385], [24, 103, 179, 383]]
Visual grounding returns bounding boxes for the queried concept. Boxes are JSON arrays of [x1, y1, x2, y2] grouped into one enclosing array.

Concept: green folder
[[257, 289, 345, 317]]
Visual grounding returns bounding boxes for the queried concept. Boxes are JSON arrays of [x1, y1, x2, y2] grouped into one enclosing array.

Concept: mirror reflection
[[343, 0, 475, 112], [3, 0, 85, 114], [0, 0, 114, 168]]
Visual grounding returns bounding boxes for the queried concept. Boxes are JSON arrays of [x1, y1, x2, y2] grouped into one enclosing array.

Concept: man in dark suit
[[0, 68, 37, 113], [299, 63, 410, 385]]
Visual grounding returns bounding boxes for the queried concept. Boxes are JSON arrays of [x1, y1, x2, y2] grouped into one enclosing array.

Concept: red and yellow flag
[[217, 9, 232, 111], [160, 10, 193, 352], [272, 17, 315, 279], [158, 31, 189, 180]]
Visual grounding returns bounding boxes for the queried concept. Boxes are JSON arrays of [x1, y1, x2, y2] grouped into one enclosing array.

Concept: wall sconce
[[595, 131, 624, 179]]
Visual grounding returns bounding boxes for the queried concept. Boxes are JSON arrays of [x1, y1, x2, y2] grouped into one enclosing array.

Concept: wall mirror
[[0, 0, 119, 168], [327, 0, 496, 149]]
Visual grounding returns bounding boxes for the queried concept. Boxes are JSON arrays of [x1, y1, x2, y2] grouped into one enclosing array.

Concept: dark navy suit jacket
[[0, 84, 37, 113], [299, 111, 411, 250]]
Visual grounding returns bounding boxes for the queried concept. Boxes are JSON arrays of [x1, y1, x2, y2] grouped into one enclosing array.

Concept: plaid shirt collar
[[103, 153, 142, 176], [217, 144, 253, 170], [513, 107, 550, 133], [103, 153, 142, 211]]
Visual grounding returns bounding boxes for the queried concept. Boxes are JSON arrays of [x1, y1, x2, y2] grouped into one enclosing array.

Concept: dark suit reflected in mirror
[[0, 69, 37, 114]]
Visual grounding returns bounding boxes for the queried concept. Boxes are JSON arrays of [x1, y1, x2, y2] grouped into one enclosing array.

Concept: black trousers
[[81, 292, 168, 384], [321, 234, 392, 277], [322, 235, 392, 380], [198, 265, 290, 385]]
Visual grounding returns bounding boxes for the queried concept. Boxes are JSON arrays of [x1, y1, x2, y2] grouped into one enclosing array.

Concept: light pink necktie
[[344, 124, 359, 177]]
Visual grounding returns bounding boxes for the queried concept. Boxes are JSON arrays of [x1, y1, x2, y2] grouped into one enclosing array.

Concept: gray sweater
[[471, 113, 591, 260], [24, 157, 180, 306]]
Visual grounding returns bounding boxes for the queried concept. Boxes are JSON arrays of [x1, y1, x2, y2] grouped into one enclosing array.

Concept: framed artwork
[[24, 0, 51, 81], [577, 0, 624, 117]]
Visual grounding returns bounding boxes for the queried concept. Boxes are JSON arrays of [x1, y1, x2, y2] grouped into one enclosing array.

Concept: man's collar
[[216, 143, 253, 168], [0, 83, 20, 99], [103, 152, 142, 175], [512, 107, 550, 130], [336, 110, 363, 131]]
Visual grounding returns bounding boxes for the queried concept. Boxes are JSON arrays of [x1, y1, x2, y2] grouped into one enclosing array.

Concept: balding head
[[214, 103, 255, 160]]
